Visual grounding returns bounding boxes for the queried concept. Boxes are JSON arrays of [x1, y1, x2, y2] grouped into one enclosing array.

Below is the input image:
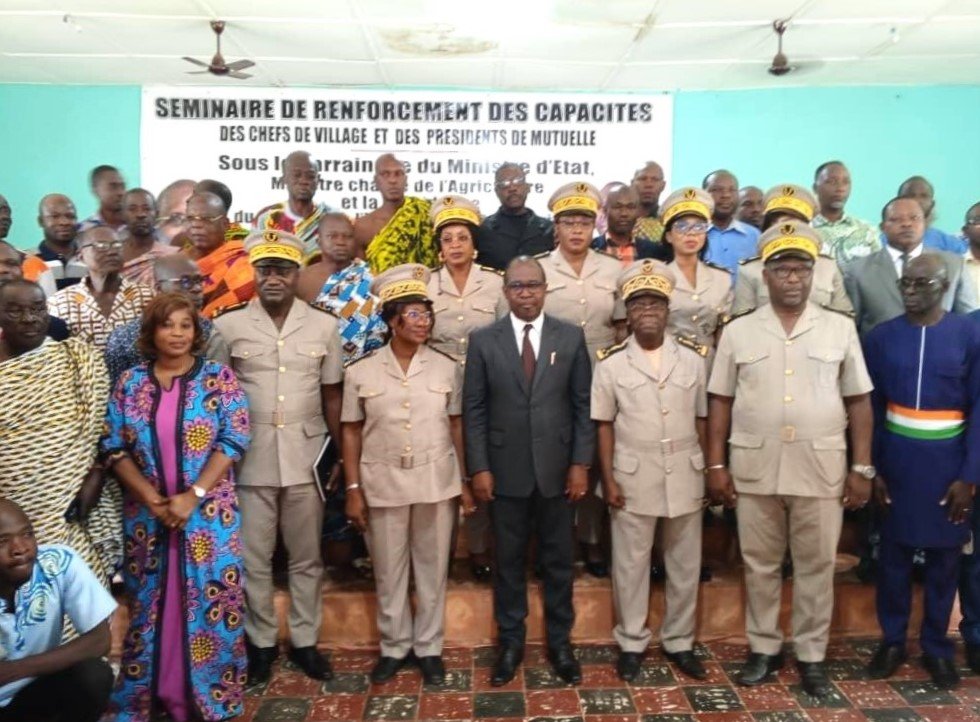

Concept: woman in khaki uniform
[[661, 187, 733, 356], [426, 196, 507, 581], [733, 184, 852, 316], [539, 181, 627, 577], [342, 263, 476, 686]]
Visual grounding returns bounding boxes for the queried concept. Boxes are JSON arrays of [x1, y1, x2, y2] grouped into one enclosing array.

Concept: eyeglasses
[[157, 213, 186, 226], [0, 303, 47, 321], [185, 214, 225, 225], [159, 274, 205, 291], [673, 221, 708, 234], [556, 218, 593, 229], [897, 277, 942, 290], [768, 265, 814, 280], [966, 218, 980, 227], [505, 280, 546, 292], [495, 177, 527, 189], [80, 241, 124, 251], [401, 310, 433, 322]]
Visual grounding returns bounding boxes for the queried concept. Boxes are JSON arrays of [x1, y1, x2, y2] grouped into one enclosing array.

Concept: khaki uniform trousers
[[611, 508, 702, 654], [367, 498, 456, 657], [737, 493, 843, 662], [240, 484, 324, 648]]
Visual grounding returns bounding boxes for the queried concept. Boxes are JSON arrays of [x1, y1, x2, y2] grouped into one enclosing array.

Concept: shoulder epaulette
[[212, 301, 248, 318], [738, 255, 761, 266], [596, 340, 627, 362], [533, 250, 552, 259], [675, 334, 709, 358], [722, 307, 756, 325], [479, 264, 505, 276], [704, 260, 733, 274], [430, 263, 444, 272], [344, 349, 378, 369], [592, 248, 618, 261], [425, 344, 460, 363], [819, 304, 856, 319]]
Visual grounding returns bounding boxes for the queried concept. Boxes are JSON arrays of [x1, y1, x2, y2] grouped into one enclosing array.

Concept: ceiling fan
[[768, 19, 795, 76], [183, 20, 255, 79]]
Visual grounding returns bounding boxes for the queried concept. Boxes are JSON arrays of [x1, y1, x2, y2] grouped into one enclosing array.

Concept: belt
[[362, 449, 452, 470], [657, 436, 699, 454], [251, 410, 322, 426], [885, 403, 965, 441]]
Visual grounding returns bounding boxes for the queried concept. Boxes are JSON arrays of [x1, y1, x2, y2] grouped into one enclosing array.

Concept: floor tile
[[787, 683, 851, 709], [422, 668, 472, 693], [860, 709, 924, 722], [473, 691, 526, 718], [888, 680, 960, 706], [638, 715, 695, 722], [735, 683, 799, 711], [331, 651, 378, 673], [441, 647, 473, 669], [472, 666, 524, 692], [526, 689, 583, 717], [914, 705, 979, 721], [750, 712, 809, 722], [527, 717, 585, 722], [417, 692, 473, 720], [307, 693, 368, 721], [577, 644, 621, 665], [804, 710, 869, 722], [525, 666, 569, 689], [630, 686, 691, 714], [824, 659, 871, 682], [681, 662, 730, 686], [363, 695, 419, 721], [683, 685, 745, 713], [579, 689, 637, 715], [581, 664, 629, 688], [369, 669, 422, 695], [319, 672, 371, 694], [253, 697, 312, 722], [629, 663, 677, 687], [690, 713, 754, 722], [265, 671, 322, 697], [836, 680, 907, 708]]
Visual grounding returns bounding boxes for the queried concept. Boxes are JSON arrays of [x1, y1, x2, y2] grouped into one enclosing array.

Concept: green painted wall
[[1, 83, 977, 249]]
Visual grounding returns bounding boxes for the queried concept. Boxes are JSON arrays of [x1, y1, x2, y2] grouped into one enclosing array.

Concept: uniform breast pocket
[[427, 382, 453, 412], [230, 343, 273, 372], [358, 386, 386, 416], [734, 350, 770, 391], [297, 342, 329, 373], [808, 347, 845, 388]]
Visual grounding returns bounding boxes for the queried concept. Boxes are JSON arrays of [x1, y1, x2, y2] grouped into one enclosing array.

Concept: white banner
[[140, 87, 672, 224]]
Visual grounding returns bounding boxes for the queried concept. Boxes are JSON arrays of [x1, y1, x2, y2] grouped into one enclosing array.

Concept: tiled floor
[[239, 638, 980, 721]]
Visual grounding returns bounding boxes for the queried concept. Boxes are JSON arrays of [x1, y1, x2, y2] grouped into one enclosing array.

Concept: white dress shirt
[[510, 312, 543, 359], [886, 242, 924, 277]]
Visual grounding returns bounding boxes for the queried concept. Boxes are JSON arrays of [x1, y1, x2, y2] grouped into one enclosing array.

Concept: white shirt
[[886, 242, 924, 277], [510, 312, 543, 359]]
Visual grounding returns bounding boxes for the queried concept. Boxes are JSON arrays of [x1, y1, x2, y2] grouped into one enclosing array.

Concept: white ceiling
[[0, 0, 978, 90]]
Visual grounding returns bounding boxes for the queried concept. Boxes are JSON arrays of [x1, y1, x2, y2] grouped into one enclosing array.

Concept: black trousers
[[0, 658, 113, 722], [491, 490, 575, 650]]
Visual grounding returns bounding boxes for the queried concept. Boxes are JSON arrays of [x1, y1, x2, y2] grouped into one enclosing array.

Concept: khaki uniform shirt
[[214, 298, 343, 487], [342, 344, 463, 508], [708, 303, 872, 497], [428, 264, 508, 362], [732, 255, 853, 316], [592, 336, 707, 518], [540, 249, 626, 363], [667, 260, 733, 348]]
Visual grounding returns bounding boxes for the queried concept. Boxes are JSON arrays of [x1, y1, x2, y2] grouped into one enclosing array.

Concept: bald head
[[282, 151, 319, 204], [375, 153, 407, 203], [0, 497, 36, 588], [605, 185, 642, 237], [901, 254, 949, 317], [0, 498, 28, 527], [0, 240, 22, 282], [157, 179, 196, 216], [632, 162, 665, 210], [37, 194, 78, 246]]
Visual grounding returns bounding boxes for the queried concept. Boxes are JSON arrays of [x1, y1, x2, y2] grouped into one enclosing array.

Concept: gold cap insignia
[[263, 230, 279, 243], [443, 196, 455, 205], [780, 223, 796, 235], [641, 259, 655, 275], [413, 266, 425, 280], [782, 185, 795, 196], [575, 182, 588, 193], [683, 188, 697, 200]]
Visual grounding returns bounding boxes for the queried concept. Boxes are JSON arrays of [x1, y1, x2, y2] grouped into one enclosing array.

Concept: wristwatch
[[190, 483, 206, 499], [850, 464, 877, 480]]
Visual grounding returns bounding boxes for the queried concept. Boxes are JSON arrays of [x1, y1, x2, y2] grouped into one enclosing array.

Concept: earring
[[472, 250, 479, 260]]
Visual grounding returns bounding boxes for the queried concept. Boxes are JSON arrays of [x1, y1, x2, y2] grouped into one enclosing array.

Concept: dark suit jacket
[[463, 314, 595, 498], [591, 234, 671, 262], [476, 209, 554, 271], [843, 246, 978, 336]]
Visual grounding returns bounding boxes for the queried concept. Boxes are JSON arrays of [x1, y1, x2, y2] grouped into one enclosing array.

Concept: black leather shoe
[[370, 655, 410, 684], [650, 563, 666, 582], [665, 649, 707, 680], [245, 641, 279, 687], [737, 652, 784, 686], [585, 559, 610, 578], [470, 560, 493, 582], [866, 643, 906, 679], [548, 644, 582, 685], [491, 645, 524, 687], [418, 655, 446, 686], [797, 661, 831, 698], [966, 644, 980, 675], [922, 654, 959, 689], [288, 646, 333, 681], [616, 651, 643, 682]]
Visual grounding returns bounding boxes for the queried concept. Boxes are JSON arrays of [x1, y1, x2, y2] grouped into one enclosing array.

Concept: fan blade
[[186, 70, 213, 75], [183, 56, 211, 68], [225, 59, 255, 72], [229, 72, 253, 80]]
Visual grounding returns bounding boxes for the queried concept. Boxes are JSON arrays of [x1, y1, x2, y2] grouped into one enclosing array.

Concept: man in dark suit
[[463, 255, 595, 686], [844, 197, 976, 336], [476, 164, 554, 271]]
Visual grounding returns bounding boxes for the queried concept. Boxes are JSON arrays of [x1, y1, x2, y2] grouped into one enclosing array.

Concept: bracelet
[[706, 464, 727, 471], [345, 483, 362, 491]]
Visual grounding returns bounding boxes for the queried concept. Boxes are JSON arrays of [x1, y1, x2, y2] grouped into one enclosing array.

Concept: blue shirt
[[879, 227, 967, 255], [0, 545, 116, 706], [705, 220, 760, 274]]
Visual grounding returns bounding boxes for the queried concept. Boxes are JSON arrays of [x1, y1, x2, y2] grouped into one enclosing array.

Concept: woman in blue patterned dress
[[101, 292, 251, 722]]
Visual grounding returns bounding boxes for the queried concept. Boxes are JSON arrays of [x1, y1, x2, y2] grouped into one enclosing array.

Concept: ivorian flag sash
[[885, 403, 965, 440]]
